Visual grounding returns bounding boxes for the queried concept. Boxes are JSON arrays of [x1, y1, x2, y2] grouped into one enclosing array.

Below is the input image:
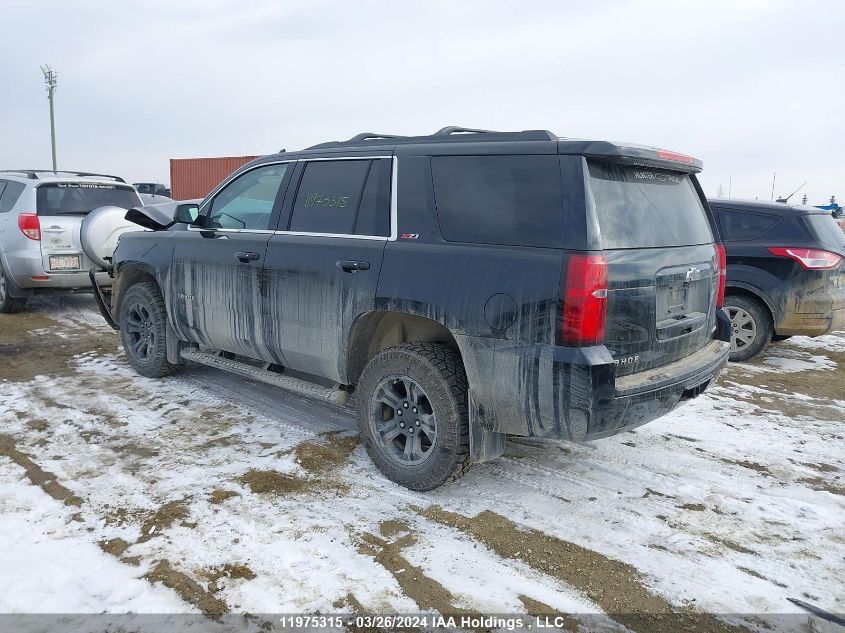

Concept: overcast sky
[[1, 0, 842, 203]]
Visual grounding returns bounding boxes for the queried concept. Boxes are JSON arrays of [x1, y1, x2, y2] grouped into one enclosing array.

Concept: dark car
[[133, 182, 171, 197], [708, 198, 845, 361], [93, 127, 730, 490]]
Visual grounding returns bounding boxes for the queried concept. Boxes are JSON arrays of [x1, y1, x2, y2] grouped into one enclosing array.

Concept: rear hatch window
[[802, 213, 845, 250], [588, 162, 713, 249], [36, 183, 140, 216]]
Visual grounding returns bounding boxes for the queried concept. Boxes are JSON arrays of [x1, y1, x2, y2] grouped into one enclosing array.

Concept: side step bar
[[180, 348, 349, 407]]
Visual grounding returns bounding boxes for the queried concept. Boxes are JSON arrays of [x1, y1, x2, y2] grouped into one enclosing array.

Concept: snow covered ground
[[0, 296, 842, 632]]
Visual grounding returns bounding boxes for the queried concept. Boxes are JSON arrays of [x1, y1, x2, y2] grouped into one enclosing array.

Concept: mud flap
[[469, 392, 506, 463], [89, 269, 118, 330], [166, 321, 186, 365], [3, 272, 31, 298], [715, 307, 731, 343]]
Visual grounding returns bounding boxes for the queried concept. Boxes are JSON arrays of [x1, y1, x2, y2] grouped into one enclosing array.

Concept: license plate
[[666, 285, 688, 314], [49, 255, 81, 270]]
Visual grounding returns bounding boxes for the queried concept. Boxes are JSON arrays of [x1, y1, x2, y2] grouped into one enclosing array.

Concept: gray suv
[[0, 170, 142, 313]]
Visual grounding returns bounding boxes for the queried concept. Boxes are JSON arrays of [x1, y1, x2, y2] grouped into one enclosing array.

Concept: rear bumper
[[585, 339, 730, 439], [458, 310, 732, 443], [776, 308, 845, 337], [4, 248, 110, 291], [774, 284, 845, 337]]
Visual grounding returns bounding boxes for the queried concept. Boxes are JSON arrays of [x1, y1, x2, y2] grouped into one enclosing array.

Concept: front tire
[[356, 343, 471, 491], [118, 282, 177, 378], [0, 263, 28, 314], [725, 295, 772, 361]]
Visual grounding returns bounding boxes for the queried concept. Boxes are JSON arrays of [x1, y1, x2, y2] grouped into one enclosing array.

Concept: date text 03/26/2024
[[277, 615, 573, 630]]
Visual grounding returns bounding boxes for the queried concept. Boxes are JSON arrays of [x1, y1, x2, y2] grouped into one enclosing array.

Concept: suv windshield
[[802, 213, 845, 249], [589, 161, 713, 249], [36, 183, 140, 216]]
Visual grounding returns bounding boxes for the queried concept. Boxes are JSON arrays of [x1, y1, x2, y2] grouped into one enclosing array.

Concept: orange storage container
[[169, 156, 259, 200]]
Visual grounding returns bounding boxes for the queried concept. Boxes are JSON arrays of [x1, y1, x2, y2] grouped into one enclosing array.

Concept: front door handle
[[235, 251, 260, 263], [336, 259, 370, 273]]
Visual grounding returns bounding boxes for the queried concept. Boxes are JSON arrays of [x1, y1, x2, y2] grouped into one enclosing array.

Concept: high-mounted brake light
[[715, 243, 727, 308], [562, 253, 607, 346], [656, 149, 695, 164], [768, 247, 842, 270], [18, 214, 40, 241]]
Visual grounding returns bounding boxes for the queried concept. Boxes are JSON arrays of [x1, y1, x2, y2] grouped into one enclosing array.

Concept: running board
[[180, 349, 349, 406]]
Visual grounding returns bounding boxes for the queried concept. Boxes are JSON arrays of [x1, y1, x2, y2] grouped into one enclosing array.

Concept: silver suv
[[0, 170, 142, 313]]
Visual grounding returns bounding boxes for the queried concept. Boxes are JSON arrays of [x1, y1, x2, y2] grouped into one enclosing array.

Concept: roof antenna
[[776, 182, 807, 204]]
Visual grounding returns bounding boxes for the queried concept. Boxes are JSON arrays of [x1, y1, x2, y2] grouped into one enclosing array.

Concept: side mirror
[[175, 203, 200, 225]]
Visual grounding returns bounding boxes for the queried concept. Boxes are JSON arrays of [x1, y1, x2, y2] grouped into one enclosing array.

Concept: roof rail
[[347, 133, 404, 142], [303, 126, 557, 150], [433, 126, 497, 136], [0, 169, 126, 183], [0, 170, 40, 179]]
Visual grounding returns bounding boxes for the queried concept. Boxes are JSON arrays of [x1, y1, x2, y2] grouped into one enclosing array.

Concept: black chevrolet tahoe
[[93, 127, 731, 490]]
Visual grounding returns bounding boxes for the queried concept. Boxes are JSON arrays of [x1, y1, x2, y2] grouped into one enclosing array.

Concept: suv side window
[[431, 155, 564, 248], [207, 164, 288, 230], [0, 181, 26, 213], [289, 159, 389, 236], [719, 209, 781, 241]]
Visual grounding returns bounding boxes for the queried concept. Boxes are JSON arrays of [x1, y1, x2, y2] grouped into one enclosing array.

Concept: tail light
[[562, 253, 607, 346], [768, 247, 842, 270], [18, 214, 41, 241], [714, 243, 727, 308]]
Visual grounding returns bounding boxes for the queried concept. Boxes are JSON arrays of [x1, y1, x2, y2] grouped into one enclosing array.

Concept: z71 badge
[[401, 233, 419, 240]]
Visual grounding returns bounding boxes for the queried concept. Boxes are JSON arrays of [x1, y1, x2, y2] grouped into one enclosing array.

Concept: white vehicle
[[0, 170, 143, 313]]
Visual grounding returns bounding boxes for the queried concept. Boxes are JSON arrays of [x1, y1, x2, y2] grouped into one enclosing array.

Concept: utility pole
[[770, 172, 776, 201], [41, 65, 58, 172]]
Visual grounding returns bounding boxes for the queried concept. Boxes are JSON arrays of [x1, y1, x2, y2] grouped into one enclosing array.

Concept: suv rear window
[[36, 183, 140, 216], [432, 155, 564, 248], [588, 162, 713, 249], [803, 213, 845, 249]]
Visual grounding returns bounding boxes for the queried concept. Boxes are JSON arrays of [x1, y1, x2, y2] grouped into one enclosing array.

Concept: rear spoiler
[[558, 140, 703, 173]]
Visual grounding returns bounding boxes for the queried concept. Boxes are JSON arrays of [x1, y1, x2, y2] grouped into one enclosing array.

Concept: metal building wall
[[169, 156, 259, 200]]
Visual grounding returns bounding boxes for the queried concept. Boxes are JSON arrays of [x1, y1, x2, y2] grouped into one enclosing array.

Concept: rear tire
[[118, 282, 177, 378], [0, 264, 28, 314], [356, 343, 471, 491], [725, 295, 772, 361]]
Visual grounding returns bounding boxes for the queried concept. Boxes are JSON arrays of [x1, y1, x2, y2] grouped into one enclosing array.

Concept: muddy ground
[[0, 296, 842, 632]]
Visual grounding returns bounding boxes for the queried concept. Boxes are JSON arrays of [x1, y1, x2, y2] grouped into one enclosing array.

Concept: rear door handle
[[336, 259, 370, 272], [235, 251, 260, 262]]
